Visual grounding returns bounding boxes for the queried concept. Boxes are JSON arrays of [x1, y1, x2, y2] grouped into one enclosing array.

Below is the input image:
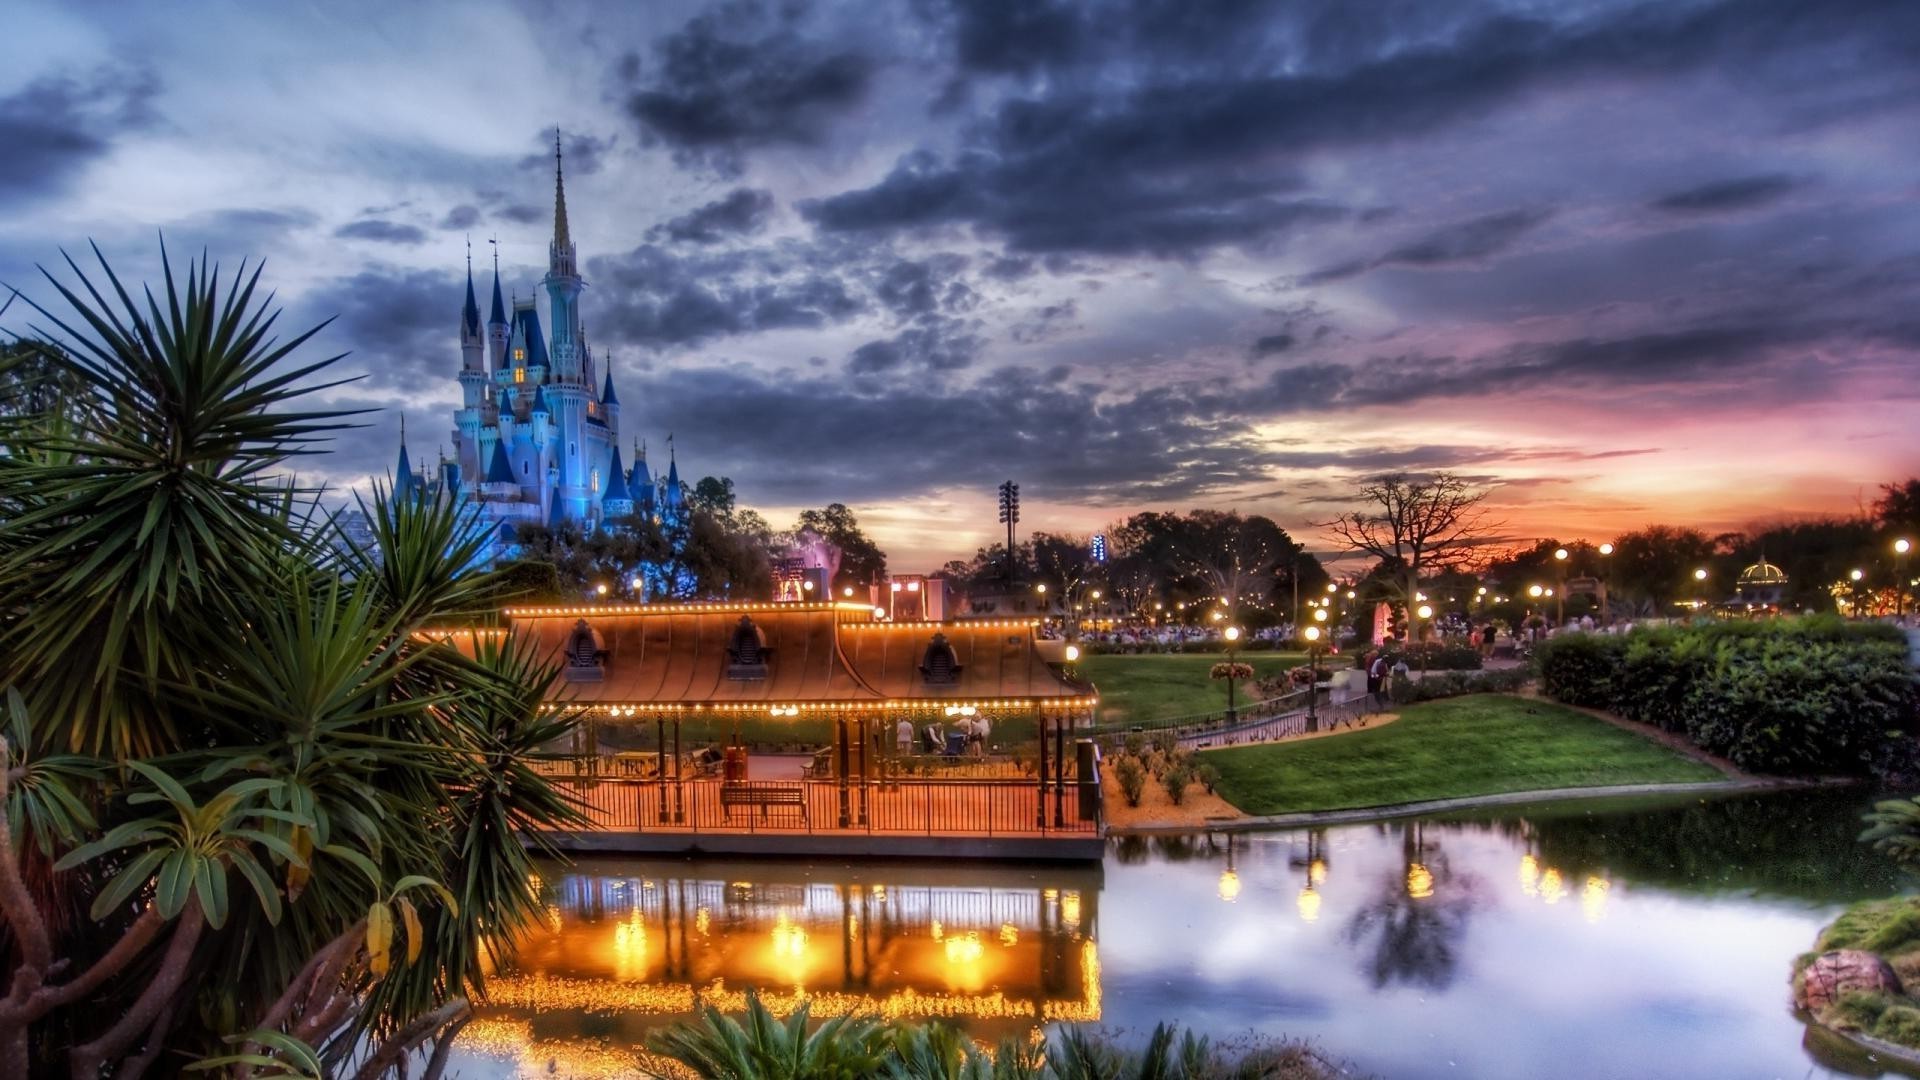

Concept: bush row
[[1533, 617, 1916, 775], [1388, 667, 1532, 704], [1388, 640, 1485, 671]]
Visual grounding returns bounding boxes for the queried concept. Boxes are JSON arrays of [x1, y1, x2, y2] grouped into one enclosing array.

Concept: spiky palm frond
[[0, 243, 364, 757]]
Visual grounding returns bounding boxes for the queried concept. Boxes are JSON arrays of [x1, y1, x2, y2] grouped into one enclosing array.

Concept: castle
[[389, 137, 690, 580]]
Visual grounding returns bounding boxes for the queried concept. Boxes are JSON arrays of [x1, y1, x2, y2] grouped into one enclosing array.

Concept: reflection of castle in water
[[458, 859, 1102, 1076]]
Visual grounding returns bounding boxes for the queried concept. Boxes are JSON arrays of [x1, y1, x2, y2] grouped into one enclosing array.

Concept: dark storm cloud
[[588, 241, 867, 348], [1011, 299, 1078, 344], [335, 219, 428, 245], [0, 68, 157, 206], [301, 266, 463, 394], [846, 316, 983, 375], [1252, 334, 1295, 357], [810, 0, 1920, 257], [616, 0, 874, 174], [439, 205, 482, 230], [1649, 174, 1803, 214], [1300, 208, 1553, 284], [653, 188, 775, 243]]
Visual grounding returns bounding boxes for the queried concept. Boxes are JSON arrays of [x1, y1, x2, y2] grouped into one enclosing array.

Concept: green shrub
[[1194, 762, 1220, 795], [1876, 1004, 1920, 1047], [1831, 989, 1895, 1031], [1399, 640, 1484, 670], [1162, 763, 1192, 806], [1115, 756, 1147, 807], [1388, 667, 1532, 704], [1535, 634, 1627, 707], [1533, 618, 1916, 776]]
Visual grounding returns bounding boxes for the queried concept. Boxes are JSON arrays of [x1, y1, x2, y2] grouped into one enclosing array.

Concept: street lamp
[[1303, 624, 1323, 732], [1553, 547, 1569, 625], [595, 582, 609, 597], [1693, 566, 1709, 614], [1897, 539, 1912, 619], [1223, 626, 1242, 722]]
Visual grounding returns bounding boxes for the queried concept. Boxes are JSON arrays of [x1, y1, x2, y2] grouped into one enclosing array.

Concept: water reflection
[[451, 789, 1917, 1080], [454, 859, 1102, 1077], [1343, 823, 1483, 992]]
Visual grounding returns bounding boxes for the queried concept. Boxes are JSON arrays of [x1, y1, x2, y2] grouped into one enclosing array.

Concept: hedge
[[1533, 618, 1916, 775], [1388, 666, 1532, 704]]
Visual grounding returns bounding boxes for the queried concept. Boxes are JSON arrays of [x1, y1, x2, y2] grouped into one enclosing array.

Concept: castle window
[[587, 401, 597, 417], [513, 367, 526, 383], [522, 462, 529, 476], [570, 442, 576, 456], [513, 348, 525, 361], [590, 468, 600, 492]]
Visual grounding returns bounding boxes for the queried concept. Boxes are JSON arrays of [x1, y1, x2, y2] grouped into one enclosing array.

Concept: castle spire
[[552, 128, 571, 254], [487, 238, 505, 326], [461, 238, 481, 336]]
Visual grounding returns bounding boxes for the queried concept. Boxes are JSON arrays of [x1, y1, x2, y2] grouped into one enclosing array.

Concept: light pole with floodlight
[[1553, 547, 1569, 625], [1896, 539, 1912, 619], [1224, 625, 1242, 722], [1303, 624, 1323, 732]]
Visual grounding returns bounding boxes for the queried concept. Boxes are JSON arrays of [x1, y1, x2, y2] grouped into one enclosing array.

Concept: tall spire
[[487, 238, 505, 325], [395, 416, 416, 500], [461, 238, 480, 336], [552, 128, 571, 253]]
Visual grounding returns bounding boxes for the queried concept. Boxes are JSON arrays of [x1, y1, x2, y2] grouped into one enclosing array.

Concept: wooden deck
[[537, 776, 1105, 861]]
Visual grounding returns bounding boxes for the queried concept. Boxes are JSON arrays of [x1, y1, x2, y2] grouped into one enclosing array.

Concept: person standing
[[896, 716, 914, 757], [970, 713, 990, 755]]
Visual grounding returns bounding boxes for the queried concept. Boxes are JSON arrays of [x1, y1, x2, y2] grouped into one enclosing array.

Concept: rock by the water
[[1801, 950, 1904, 1012]]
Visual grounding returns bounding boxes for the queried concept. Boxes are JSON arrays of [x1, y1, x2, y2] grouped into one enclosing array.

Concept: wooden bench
[[719, 781, 807, 821]]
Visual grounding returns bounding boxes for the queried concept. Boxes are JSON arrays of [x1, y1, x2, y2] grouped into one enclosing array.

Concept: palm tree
[[0, 244, 582, 1077]]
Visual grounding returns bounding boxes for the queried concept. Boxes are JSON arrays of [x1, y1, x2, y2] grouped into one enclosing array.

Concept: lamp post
[[1553, 547, 1569, 626], [1415, 604, 1433, 674], [1597, 542, 1615, 624], [1849, 567, 1866, 618], [1896, 538, 1912, 619], [1303, 624, 1323, 732], [1693, 567, 1709, 616], [1224, 625, 1242, 722]]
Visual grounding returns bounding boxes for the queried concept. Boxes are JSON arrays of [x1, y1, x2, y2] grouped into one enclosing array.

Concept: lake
[[448, 788, 1916, 1078]]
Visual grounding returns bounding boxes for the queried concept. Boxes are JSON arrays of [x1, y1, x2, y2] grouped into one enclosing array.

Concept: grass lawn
[[1081, 651, 1344, 728], [1203, 693, 1723, 816]]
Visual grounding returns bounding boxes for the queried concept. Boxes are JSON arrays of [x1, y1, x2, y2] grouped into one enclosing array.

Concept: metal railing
[[1085, 685, 1315, 746], [546, 774, 1102, 837]]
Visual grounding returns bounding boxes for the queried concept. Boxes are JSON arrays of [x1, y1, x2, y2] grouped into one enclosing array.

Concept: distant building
[[1732, 557, 1790, 612]]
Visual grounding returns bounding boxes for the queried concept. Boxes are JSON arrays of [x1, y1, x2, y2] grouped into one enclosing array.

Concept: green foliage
[[1161, 763, 1192, 806], [0, 245, 584, 1072], [1387, 668, 1531, 705], [1831, 990, 1895, 1032], [1396, 641, 1483, 671], [1535, 619, 1916, 775], [1202, 694, 1719, 816], [1876, 1005, 1920, 1046], [645, 993, 894, 1079], [1861, 799, 1920, 872], [1115, 757, 1148, 808], [647, 1007, 1346, 1080]]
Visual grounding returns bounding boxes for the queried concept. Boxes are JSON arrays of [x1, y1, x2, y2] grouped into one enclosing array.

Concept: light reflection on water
[[450, 789, 1916, 1079]]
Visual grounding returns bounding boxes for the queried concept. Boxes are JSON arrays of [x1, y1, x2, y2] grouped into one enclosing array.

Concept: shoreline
[[1108, 775, 1844, 836]]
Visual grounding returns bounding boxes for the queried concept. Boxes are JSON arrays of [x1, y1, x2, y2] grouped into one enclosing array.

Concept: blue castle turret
[[393, 129, 697, 586]]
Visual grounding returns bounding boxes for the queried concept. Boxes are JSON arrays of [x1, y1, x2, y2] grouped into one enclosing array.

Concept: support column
[[672, 719, 684, 823], [836, 714, 852, 828], [656, 717, 668, 824], [1053, 705, 1067, 827], [1035, 706, 1048, 830], [857, 717, 870, 826]]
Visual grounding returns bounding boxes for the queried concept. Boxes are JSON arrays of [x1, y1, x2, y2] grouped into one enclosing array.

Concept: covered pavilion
[[427, 601, 1103, 859]]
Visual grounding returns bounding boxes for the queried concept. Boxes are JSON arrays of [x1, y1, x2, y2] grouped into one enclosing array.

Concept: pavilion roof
[[425, 602, 1093, 713]]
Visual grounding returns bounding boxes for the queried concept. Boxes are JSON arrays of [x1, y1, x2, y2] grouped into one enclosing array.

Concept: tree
[[0, 246, 580, 1076], [688, 475, 737, 519], [1875, 479, 1920, 536], [794, 503, 887, 588], [1315, 473, 1499, 639], [1607, 524, 1716, 610]]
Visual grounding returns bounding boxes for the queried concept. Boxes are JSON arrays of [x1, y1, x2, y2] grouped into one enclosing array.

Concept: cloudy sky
[[4, 0, 1918, 570]]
